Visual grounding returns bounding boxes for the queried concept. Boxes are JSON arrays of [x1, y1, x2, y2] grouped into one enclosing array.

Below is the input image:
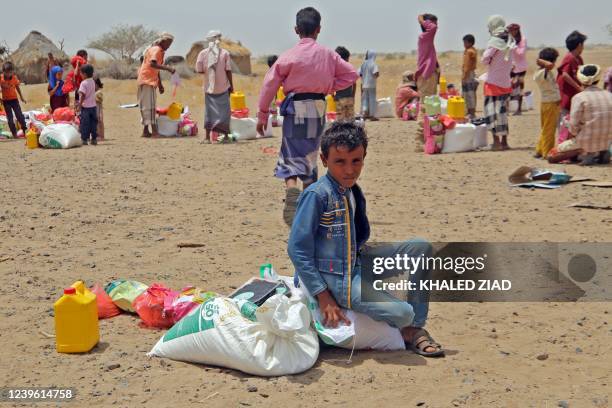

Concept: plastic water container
[[424, 96, 441, 116], [26, 127, 38, 149], [230, 92, 247, 111], [442, 123, 476, 153], [158, 116, 180, 136], [54, 281, 99, 353], [447, 96, 466, 119], [326, 95, 336, 113], [439, 76, 447, 95], [473, 124, 488, 149], [167, 102, 183, 120]]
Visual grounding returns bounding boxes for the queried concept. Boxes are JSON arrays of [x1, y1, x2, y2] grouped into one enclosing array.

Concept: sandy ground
[[1, 48, 611, 407]]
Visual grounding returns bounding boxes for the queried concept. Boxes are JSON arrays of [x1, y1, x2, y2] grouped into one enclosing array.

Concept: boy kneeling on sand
[[288, 122, 444, 357]]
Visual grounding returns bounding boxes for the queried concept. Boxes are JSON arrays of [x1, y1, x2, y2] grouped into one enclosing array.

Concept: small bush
[[98, 60, 139, 80]]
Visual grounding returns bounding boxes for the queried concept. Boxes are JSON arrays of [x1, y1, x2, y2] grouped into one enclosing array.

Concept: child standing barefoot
[[256, 7, 358, 226], [533, 48, 561, 158], [95, 76, 104, 140]]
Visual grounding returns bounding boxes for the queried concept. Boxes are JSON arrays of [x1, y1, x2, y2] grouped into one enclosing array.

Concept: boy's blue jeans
[[350, 239, 432, 329], [79, 107, 98, 142]]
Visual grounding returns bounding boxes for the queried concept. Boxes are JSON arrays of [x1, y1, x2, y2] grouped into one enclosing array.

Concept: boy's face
[[321, 145, 366, 188], [576, 43, 584, 55], [463, 40, 471, 49]]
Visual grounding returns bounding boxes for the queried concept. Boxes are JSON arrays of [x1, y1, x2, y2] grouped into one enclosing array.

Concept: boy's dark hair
[[462, 34, 475, 46], [321, 122, 368, 158], [296, 7, 321, 36], [565, 31, 587, 52], [538, 47, 559, 63], [76, 49, 88, 59], [420, 14, 438, 32], [2, 61, 14, 71], [335, 46, 350, 62], [267, 55, 278, 68], [80, 64, 94, 78]]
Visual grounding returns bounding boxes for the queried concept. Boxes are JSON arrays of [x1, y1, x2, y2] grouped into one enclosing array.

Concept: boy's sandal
[[405, 328, 445, 357]]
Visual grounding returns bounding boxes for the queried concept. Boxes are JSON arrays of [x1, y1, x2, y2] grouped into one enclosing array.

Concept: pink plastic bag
[[163, 287, 217, 324], [424, 116, 437, 154], [402, 101, 420, 121], [558, 114, 570, 144], [133, 283, 178, 329]]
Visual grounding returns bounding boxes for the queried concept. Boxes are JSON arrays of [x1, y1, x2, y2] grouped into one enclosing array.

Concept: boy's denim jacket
[[288, 172, 370, 309]]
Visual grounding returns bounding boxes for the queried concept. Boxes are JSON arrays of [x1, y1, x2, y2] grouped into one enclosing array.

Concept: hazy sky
[[3, 0, 611, 57]]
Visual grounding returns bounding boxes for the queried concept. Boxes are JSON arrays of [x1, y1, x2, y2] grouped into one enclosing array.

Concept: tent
[[186, 38, 252, 75], [9, 31, 69, 84]]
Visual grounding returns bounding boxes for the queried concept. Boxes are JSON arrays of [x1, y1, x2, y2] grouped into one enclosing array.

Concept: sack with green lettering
[[148, 294, 319, 376]]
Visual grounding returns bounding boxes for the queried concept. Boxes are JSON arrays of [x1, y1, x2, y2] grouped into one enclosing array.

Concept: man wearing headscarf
[[569, 64, 612, 165], [394, 70, 420, 118], [481, 15, 515, 150], [195, 30, 234, 143], [359, 50, 379, 120], [137, 32, 176, 138]]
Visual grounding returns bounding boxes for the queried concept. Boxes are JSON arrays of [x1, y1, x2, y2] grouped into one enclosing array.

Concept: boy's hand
[[21, 98, 27, 104], [317, 290, 350, 328]]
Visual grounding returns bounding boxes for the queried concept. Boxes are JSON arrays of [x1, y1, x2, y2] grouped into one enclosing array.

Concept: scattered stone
[[575, 347, 583, 353], [259, 393, 269, 398], [558, 401, 569, 408], [105, 363, 121, 371], [416, 402, 426, 407], [154, 237, 165, 242], [536, 353, 549, 361], [247, 385, 257, 392], [365, 374, 375, 383]]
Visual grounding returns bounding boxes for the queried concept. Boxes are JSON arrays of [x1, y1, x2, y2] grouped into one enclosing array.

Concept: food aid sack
[[230, 117, 258, 140], [39, 124, 82, 149], [104, 280, 148, 313], [375, 97, 394, 118], [305, 290, 405, 351], [164, 287, 217, 325], [442, 123, 476, 153], [90, 283, 122, 319], [148, 294, 319, 376], [133, 283, 179, 329], [263, 114, 275, 138]]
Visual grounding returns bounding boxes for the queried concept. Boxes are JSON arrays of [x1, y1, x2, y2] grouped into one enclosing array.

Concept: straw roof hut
[[186, 38, 251, 75], [9, 31, 69, 84]]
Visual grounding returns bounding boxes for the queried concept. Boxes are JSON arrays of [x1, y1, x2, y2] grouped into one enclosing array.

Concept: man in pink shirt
[[256, 7, 358, 226], [415, 14, 439, 99], [196, 30, 234, 143]]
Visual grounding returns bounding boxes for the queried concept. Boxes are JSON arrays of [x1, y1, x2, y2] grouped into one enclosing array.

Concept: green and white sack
[[148, 294, 319, 376]]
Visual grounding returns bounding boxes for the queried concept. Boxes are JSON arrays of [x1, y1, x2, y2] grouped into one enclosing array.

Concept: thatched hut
[[186, 38, 251, 75], [9, 31, 69, 84]]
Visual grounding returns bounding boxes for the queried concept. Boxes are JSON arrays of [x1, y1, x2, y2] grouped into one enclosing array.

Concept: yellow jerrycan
[[276, 86, 286, 103], [166, 102, 183, 121], [326, 95, 337, 113], [26, 127, 39, 149], [447, 96, 467, 119], [54, 281, 99, 353], [230, 92, 247, 111], [439, 76, 447, 95]]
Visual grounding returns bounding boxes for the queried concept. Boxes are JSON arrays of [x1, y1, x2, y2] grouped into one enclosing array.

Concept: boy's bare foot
[[370, 117, 379, 121], [402, 327, 444, 357], [151, 132, 160, 138], [512, 111, 522, 116]]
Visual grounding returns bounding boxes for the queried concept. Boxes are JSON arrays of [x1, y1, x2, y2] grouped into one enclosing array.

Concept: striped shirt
[[569, 86, 612, 153]]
